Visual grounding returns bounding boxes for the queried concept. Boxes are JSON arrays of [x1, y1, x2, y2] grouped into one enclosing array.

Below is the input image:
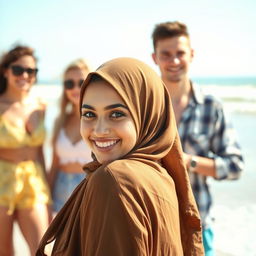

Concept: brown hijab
[[37, 58, 203, 255]]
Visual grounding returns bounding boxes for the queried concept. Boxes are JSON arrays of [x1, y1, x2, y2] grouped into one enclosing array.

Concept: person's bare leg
[[0, 206, 15, 256], [16, 204, 49, 256]]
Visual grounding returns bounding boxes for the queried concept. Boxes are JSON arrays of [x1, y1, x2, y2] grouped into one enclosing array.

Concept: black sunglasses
[[64, 79, 84, 90], [10, 65, 38, 77]]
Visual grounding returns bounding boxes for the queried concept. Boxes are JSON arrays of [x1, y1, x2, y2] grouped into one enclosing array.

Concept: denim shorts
[[52, 170, 85, 212]]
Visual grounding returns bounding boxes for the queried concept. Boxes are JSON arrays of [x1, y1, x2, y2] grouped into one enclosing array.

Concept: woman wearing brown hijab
[[37, 58, 204, 255]]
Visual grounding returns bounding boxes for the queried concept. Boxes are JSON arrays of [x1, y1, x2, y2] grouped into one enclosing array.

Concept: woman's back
[[79, 159, 183, 255]]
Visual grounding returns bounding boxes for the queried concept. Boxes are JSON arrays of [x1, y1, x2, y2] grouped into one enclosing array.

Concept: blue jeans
[[203, 227, 214, 256], [52, 171, 85, 212]]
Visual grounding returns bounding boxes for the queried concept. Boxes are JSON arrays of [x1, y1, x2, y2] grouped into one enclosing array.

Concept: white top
[[56, 128, 92, 165]]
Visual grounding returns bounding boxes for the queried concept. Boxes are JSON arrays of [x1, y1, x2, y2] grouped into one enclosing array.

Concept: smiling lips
[[94, 139, 120, 151], [167, 66, 181, 73], [16, 79, 31, 90], [71, 93, 80, 99]]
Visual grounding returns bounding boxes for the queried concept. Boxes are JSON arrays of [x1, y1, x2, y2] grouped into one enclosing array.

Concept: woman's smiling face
[[5, 55, 37, 93], [80, 78, 137, 164]]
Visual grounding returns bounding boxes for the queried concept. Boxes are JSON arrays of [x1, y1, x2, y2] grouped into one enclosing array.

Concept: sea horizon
[[34, 76, 256, 116], [37, 75, 256, 87]]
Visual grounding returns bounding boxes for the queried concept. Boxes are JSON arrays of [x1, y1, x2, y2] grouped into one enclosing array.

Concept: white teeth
[[95, 140, 118, 148]]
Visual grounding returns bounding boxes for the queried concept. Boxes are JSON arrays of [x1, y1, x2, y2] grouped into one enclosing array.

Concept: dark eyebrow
[[160, 50, 170, 54], [81, 104, 94, 110], [105, 104, 128, 110], [81, 103, 128, 110]]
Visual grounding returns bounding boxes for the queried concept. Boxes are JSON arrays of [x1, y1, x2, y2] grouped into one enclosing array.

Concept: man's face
[[152, 36, 194, 83]]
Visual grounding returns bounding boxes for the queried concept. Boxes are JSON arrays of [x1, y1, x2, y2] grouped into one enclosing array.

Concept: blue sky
[[1, 0, 255, 81]]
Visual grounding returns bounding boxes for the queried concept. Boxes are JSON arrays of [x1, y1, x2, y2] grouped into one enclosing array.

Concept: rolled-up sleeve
[[211, 106, 244, 180]]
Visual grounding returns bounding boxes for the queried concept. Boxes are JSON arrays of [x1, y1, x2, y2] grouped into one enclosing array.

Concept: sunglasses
[[64, 79, 84, 90], [10, 65, 38, 77]]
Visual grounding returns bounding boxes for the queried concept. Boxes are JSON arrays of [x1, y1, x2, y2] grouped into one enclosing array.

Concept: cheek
[[30, 76, 36, 83], [183, 55, 192, 63], [80, 121, 91, 144], [4, 69, 12, 80], [159, 61, 169, 69], [5, 71, 14, 83], [119, 121, 137, 149], [65, 91, 72, 99]]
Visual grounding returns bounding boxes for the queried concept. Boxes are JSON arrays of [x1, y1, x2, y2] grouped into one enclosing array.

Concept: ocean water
[[30, 76, 256, 255], [37, 76, 256, 114], [193, 77, 256, 114], [193, 76, 256, 86]]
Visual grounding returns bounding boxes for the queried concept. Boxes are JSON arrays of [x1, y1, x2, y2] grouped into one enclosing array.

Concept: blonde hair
[[52, 59, 91, 144]]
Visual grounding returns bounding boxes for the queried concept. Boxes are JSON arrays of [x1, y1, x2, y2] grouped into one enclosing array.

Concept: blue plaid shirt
[[178, 83, 244, 227]]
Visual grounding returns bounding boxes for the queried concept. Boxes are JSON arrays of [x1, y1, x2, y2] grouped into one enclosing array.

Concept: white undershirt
[[56, 128, 92, 165]]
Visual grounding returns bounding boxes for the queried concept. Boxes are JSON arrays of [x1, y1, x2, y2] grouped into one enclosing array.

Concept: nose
[[169, 56, 180, 65], [21, 71, 29, 79], [94, 117, 110, 136]]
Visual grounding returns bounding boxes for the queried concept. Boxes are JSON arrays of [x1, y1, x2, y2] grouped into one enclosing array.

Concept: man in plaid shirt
[[151, 21, 244, 256]]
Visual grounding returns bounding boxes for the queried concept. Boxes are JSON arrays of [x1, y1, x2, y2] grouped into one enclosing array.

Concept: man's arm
[[184, 105, 244, 180]]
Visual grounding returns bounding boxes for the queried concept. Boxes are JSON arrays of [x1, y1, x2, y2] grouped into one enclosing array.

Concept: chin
[[168, 76, 182, 83], [96, 155, 117, 165], [98, 158, 112, 165], [20, 87, 31, 93]]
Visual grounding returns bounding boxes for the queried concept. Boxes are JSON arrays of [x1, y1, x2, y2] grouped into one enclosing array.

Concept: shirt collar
[[190, 81, 204, 105]]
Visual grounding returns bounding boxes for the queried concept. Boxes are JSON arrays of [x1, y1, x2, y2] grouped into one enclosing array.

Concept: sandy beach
[[13, 86, 256, 256]]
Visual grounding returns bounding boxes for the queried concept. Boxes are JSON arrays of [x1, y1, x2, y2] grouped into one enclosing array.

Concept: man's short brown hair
[[152, 21, 190, 50]]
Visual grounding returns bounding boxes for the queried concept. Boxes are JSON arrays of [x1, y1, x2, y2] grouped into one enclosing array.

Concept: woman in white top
[[48, 59, 92, 213]]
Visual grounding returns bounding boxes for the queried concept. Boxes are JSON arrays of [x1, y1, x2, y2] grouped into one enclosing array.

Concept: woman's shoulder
[[26, 96, 47, 112], [88, 160, 139, 184], [106, 159, 159, 188], [88, 160, 162, 190], [108, 159, 145, 171], [0, 95, 11, 115], [0, 103, 7, 115], [87, 160, 171, 207], [27, 97, 47, 124]]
